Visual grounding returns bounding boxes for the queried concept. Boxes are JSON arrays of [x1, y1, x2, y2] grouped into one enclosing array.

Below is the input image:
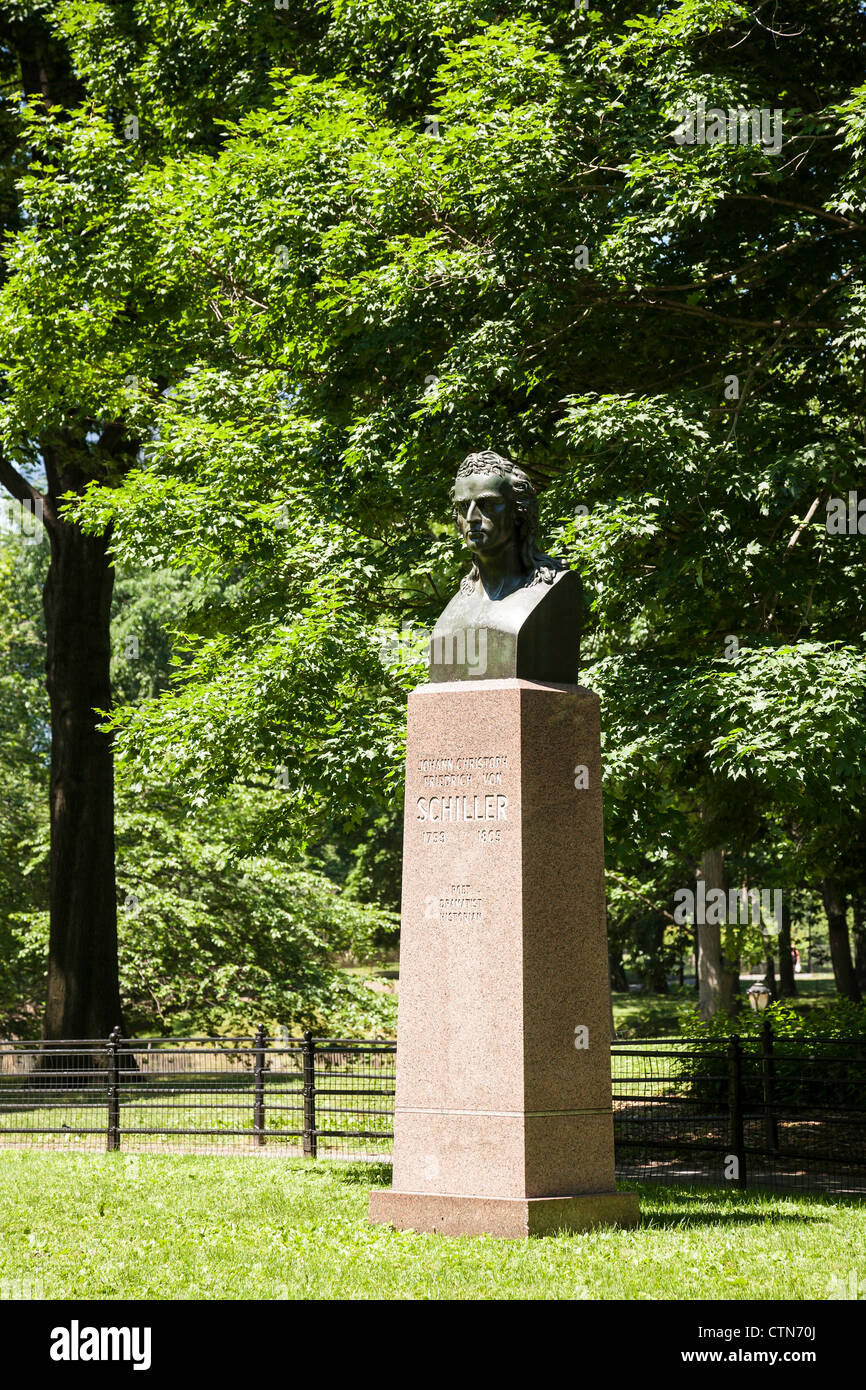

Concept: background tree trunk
[[853, 896, 866, 993], [698, 847, 737, 1019], [609, 944, 629, 993], [778, 896, 797, 998], [645, 917, 669, 994], [42, 510, 123, 1040], [820, 878, 862, 1004]]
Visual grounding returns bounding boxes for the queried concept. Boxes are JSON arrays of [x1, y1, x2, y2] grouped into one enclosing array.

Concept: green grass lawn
[[612, 991, 693, 1037], [0, 1152, 863, 1300], [611, 977, 840, 1038]]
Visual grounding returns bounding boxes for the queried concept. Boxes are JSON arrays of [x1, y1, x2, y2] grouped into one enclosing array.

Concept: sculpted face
[[453, 472, 515, 559]]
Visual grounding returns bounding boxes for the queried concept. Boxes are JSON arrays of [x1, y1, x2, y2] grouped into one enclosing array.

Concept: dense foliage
[[2, 1, 865, 1022], [0, 531, 396, 1037]]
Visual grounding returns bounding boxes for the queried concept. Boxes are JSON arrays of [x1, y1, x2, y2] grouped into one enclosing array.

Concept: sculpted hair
[[452, 451, 566, 593]]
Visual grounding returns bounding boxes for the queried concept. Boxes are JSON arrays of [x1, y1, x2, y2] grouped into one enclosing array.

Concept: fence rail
[[1, 1027, 863, 1194], [611, 1027, 866, 1194], [0, 1031, 395, 1160]]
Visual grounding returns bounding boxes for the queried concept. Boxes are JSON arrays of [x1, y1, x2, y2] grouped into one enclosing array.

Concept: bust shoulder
[[430, 566, 581, 684]]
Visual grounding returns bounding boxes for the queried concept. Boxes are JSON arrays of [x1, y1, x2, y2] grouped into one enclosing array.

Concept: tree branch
[[725, 192, 865, 231], [639, 296, 838, 331], [0, 451, 56, 529], [644, 227, 852, 294], [606, 870, 677, 924]]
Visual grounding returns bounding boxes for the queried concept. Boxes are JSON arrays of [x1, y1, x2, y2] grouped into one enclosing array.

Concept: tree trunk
[[778, 895, 797, 998], [645, 918, 668, 994], [42, 514, 123, 1040], [609, 943, 629, 993], [820, 878, 862, 1004], [853, 897, 866, 993], [724, 949, 741, 1015], [697, 847, 737, 1019], [0, 22, 125, 1049]]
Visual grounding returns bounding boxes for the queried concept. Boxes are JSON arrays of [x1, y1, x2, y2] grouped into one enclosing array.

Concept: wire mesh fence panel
[[737, 1035, 866, 1195], [612, 1039, 737, 1188], [611, 1035, 866, 1195], [0, 1041, 112, 1151], [259, 1042, 309, 1152], [113, 1039, 306, 1154], [1, 1032, 863, 1190], [310, 1041, 395, 1159]]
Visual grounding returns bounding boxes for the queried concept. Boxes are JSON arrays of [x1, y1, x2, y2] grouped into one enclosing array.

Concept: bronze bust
[[429, 450, 582, 683]]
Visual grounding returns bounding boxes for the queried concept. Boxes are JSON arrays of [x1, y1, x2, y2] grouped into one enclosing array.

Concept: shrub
[[673, 1001, 866, 1110]]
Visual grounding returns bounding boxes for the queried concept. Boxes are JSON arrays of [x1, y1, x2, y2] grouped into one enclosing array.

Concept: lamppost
[[747, 980, 771, 1013], [746, 982, 778, 1150]]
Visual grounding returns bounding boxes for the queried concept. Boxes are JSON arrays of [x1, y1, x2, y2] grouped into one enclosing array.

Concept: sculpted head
[[451, 450, 564, 594]]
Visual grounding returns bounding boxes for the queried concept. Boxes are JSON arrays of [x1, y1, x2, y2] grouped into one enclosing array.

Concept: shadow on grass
[[637, 1208, 828, 1229], [629, 1180, 865, 1205], [334, 1168, 861, 1224], [333, 1161, 393, 1186], [627, 1184, 865, 1227]]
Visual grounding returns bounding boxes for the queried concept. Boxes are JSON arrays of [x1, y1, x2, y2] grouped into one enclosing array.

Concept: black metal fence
[[0, 1030, 395, 1160], [1, 1026, 863, 1194], [612, 1026, 866, 1195]]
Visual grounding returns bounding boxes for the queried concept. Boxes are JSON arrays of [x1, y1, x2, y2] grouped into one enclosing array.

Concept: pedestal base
[[377, 680, 630, 1240], [369, 1189, 639, 1239]]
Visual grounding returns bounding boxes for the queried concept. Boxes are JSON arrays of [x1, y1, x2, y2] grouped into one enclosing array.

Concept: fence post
[[303, 1031, 317, 1159], [761, 1017, 779, 1152], [727, 1034, 747, 1189], [254, 1026, 267, 1148], [107, 1027, 121, 1153]]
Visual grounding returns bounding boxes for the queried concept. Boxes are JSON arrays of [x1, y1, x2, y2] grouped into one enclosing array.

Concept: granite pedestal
[[369, 678, 638, 1238]]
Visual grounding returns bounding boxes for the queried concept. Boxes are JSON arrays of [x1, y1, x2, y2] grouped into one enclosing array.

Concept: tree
[[0, 530, 49, 1034], [70, 4, 866, 1024], [821, 878, 862, 1003], [5, 2, 866, 1025], [0, 527, 396, 1036], [0, 0, 325, 1036]]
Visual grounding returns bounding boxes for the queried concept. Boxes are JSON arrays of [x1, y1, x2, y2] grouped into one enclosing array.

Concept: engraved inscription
[[416, 794, 507, 822], [439, 883, 483, 923], [415, 750, 510, 849], [418, 755, 508, 772], [418, 753, 508, 790]]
